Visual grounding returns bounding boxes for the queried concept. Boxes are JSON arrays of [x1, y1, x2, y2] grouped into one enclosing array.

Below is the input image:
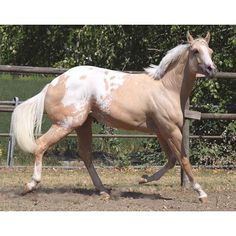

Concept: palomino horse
[[12, 32, 217, 202]]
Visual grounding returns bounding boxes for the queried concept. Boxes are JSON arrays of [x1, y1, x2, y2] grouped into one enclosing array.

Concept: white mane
[[145, 44, 189, 80]]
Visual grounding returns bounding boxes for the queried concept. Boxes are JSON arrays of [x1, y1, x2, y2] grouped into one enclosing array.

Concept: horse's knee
[[181, 157, 191, 167]]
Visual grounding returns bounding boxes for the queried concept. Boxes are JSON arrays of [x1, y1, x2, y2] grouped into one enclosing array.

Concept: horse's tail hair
[[11, 84, 49, 153]]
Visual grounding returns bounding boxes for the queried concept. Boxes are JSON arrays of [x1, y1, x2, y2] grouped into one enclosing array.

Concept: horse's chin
[[205, 70, 217, 78]]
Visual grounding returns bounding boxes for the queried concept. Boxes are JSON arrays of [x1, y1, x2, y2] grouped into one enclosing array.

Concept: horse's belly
[[91, 108, 153, 133], [91, 112, 132, 130]]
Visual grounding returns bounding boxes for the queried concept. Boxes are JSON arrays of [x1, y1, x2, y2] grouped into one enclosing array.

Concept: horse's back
[[44, 66, 128, 127]]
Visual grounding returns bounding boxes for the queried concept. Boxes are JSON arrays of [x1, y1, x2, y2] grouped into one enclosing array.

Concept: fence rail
[[1, 101, 236, 119], [0, 65, 67, 75], [0, 64, 236, 79], [0, 131, 224, 140], [0, 65, 235, 187]]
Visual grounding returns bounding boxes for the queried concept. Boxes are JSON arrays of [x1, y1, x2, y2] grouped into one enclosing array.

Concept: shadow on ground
[[2, 186, 173, 201]]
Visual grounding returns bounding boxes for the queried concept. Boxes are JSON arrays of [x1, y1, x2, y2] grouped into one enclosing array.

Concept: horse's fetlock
[[32, 176, 41, 183]]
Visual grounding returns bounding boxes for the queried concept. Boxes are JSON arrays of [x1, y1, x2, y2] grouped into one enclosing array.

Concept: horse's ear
[[187, 31, 194, 44], [205, 32, 211, 44]]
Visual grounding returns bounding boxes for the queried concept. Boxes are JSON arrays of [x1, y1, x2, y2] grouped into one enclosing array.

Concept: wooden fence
[[0, 65, 235, 187]]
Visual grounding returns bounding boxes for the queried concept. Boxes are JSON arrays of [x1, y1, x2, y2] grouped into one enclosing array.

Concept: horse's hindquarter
[[44, 66, 97, 127]]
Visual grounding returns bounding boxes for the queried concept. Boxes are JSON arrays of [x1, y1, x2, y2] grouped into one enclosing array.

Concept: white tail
[[11, 85, 49, 153]]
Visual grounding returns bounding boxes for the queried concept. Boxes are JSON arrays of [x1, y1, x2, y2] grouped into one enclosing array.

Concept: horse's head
[[187, 31, 217, 77]]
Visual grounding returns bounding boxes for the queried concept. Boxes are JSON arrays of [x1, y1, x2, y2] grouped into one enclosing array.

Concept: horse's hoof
[[139, 178, 147, 184], [139, 175, 148, 184], [199, 196, 208, 204], [100, 191, 110, 201], [21, 184, 33, 196]]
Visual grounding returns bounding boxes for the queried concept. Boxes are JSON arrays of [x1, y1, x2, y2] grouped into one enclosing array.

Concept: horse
[[11, 31, 217, 203]]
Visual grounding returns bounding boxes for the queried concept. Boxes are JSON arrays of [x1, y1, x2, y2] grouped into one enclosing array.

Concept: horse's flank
[[92, 73, 159, 132]]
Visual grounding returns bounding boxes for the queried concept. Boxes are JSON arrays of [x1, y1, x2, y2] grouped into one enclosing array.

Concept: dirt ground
[[0, 167, 235, 211]]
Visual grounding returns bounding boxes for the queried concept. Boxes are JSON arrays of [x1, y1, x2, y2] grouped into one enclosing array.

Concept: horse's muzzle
[[208, 67, 218, 78], [201, 64, 218, 78]]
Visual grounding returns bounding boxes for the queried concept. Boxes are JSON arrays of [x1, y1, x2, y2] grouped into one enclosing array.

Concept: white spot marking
[[192, 182, 207, 199], [32, 162, 42, 182], [62, 66, 127, 114]]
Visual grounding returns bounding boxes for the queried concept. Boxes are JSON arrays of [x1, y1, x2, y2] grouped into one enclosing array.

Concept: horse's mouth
[[200, 65, 218, 78]]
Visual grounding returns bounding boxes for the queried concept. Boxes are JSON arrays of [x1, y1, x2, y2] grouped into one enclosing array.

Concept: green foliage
[[0, 26, 77, 66], [190, 138, 236, 167], [1, 25, 235, 72]]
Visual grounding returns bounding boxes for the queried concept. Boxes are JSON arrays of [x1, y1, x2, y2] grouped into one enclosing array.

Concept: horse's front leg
[[166, 127, 208, 203], [22, 125, 72, 195], [139, 136, 176, 184], [75, 117, 109, 198]]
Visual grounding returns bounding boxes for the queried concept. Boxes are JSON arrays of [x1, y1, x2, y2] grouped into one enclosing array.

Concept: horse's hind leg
[[75, 117, 109, 196], [139, 136, 176, 184], [22, 124, 73, 195]]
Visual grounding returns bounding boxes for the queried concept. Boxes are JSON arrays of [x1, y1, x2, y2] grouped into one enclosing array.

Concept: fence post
[[181, 98, 190, 187], [6, 97, 19, 167]]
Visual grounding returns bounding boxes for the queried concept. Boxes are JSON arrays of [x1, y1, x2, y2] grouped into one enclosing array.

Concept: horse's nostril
[[207, 66, 212, 71]]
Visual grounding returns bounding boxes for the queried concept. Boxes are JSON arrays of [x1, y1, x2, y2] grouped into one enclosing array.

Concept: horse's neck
[[161, 51, 196, 110]]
